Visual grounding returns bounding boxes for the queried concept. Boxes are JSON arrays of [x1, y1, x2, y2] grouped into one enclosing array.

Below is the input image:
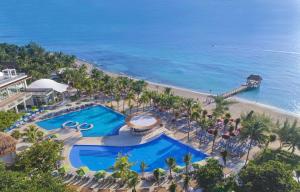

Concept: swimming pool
[[69, 134, 208, 172], [37, 106, 125, 137]]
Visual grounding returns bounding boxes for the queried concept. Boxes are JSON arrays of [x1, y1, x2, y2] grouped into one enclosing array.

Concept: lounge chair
[[154, 186, 167, 192], [138, 188, 150, 192], [80, 186, 94, 192], [115, 189, 128, 192], [98, 189, 111, 192]]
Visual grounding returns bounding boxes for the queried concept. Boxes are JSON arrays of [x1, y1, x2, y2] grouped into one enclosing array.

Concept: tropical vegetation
[[14, 140, 63, 174], [238, 160, 300, 192], [0, 42, 75, 80], [0, 140, 71, 192], [0, 111, 22, 131], [1, 43, 300, 191]]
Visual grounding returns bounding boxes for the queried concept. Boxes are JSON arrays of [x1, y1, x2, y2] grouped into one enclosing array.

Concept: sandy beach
[[76, 59, 300, 122]]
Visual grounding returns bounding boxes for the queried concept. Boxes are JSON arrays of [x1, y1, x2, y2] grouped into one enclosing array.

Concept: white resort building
[[0, 69, 31, 112], [26, 79, 70, 106]]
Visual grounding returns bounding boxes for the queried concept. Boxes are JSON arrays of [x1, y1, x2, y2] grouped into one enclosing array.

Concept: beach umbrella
[[58, 165, 70, 174], [94, 170, 106, 179], [222, 134, 230, 140], [76, 166, 89, 177]]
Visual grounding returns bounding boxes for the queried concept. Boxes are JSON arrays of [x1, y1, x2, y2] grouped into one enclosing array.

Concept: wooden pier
[[220, 85, 249, 99], [219, 74, 262, 99]]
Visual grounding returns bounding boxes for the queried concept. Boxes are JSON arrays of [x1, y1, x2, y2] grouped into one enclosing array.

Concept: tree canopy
[[14, 140, 63, 174], [238, 160, 300, 192], [0, 111, 22, 131], [0, 42, 75, 80], [0, 165, 71, 192], [195, 159, 224, 191]]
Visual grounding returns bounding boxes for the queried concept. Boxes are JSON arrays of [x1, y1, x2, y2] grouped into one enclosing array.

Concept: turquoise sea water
[[0, 0, 300, 113], [37, 106, 125, 137], [69, 134, 208, 172]]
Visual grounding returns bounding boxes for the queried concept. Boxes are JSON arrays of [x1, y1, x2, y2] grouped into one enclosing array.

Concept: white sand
[[75, 59, 300, 122]]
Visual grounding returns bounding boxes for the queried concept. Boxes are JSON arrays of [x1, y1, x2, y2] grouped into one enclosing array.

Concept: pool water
[[69, 134, 208, 172], [37, 106, 125, 137]]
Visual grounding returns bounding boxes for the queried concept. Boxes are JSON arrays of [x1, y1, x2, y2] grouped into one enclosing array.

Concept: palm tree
[[211, 129, 219, 153], [239, 112, 272, 165], [126, 92, 135, 114], [112, 154, 133, 185], [23, 125, 44, 143], [276, 119, 291, 149], [283, 120, 300, 154], [192, 109, 201, 134], [183, 153, 192, 175], [168, 182, 177, 192], [165, 157, 176, 179], [212, 96, 235, 118], [127, 173, 140, 192], [183, 98, 196, 141], [139, 92, 150, 111], [263, 134, 277, 151], [91, 68, 104, 80], [183, 174, 190, 192], [84, 78, 95, 99], [220, 150, 228, 166], [115, 90, 121, 111], [235, 118, 241, 130], [153, 169, 161, 186], [164, 87, 172, 95], [202, 110, 208, 119], [140, 161, 147, 179]]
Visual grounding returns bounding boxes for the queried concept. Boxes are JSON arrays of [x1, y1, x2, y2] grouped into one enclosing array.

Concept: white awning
[[28, 79, 68, 93]]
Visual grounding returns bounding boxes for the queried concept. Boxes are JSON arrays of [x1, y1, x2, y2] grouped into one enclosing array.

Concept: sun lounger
[[115, 189, 128, 192], [154, 186, 167, 192], [80, 186, 94, 192], [98, 189, 111, 192], [138, 188, 150, 192]]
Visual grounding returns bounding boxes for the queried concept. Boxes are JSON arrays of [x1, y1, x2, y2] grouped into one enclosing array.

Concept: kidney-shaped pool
[[69, 134, 208, 172]]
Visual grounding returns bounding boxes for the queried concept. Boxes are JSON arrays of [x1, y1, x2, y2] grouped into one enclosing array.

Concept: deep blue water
[[70, 134, 208, 172], [37, 106, 125, 137], [0, 0, 300, 113]]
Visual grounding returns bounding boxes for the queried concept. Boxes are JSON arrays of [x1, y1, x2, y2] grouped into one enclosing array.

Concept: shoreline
[[75, 59, 300, 122]]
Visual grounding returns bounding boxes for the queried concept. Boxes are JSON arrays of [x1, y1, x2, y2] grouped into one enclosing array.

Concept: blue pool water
[[0, 0, 300, 113], [37, 106, 125, 137], [69, 134, 208, 172]]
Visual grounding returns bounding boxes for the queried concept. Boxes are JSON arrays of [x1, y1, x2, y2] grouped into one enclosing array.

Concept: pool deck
[[15, 100, 245, 178]]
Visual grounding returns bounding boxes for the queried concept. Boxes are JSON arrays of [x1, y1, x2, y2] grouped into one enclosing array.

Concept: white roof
[[28, 79, 68, 93]]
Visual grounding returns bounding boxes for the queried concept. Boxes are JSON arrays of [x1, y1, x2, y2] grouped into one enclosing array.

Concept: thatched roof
[[0, 132, 17, 156], [247, 74, 262, 81]]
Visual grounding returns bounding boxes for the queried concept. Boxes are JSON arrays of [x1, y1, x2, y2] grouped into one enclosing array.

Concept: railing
[[0, 92, 32, 108]]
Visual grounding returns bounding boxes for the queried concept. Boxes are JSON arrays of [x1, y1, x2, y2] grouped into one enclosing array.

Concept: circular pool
[[126, 113, 161, 135]]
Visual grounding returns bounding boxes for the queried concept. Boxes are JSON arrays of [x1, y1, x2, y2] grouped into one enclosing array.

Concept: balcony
[[0, 73, 28, 89], [0, 92, 32, 109]]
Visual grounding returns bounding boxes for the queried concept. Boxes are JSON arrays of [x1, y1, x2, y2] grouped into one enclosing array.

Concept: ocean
[[0, 0, 300, 114]]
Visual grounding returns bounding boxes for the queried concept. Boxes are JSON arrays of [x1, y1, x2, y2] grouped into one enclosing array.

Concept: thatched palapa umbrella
[[0, 132, 17, 157]]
